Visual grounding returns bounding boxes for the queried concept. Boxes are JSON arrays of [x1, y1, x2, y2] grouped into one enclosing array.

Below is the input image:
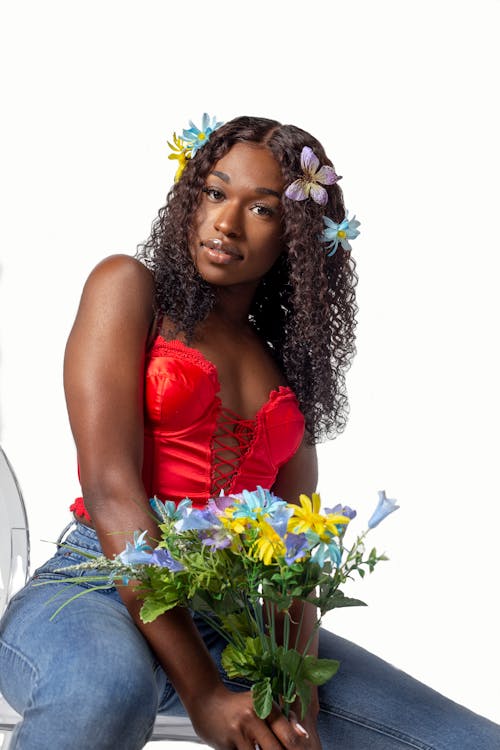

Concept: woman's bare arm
[[64, 254, 310, 750], [272, 438, 322, 747]]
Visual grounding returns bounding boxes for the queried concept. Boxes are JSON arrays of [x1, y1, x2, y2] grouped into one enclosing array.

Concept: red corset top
[[70, 337, 305, 520]]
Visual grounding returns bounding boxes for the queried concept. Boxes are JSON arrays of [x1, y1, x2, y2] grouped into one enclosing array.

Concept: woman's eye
[[252, 204, 275, 217], [202, 187, 224, 201]]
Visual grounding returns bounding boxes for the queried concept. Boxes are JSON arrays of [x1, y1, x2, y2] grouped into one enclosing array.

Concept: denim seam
[[0, 636, 40, 714], [319, 701, 437, 750]]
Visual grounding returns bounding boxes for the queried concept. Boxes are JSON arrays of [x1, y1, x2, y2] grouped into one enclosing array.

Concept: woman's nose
[[214, 201, 242, 238]]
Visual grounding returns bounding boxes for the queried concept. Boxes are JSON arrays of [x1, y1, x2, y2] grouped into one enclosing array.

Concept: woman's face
[[190, 142, 285, 288]]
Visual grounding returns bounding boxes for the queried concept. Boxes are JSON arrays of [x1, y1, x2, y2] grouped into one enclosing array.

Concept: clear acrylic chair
[[0, 445, 202, 748]]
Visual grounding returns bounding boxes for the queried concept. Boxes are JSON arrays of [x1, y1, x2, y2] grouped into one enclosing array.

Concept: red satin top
[[70, 337, 305, 520]]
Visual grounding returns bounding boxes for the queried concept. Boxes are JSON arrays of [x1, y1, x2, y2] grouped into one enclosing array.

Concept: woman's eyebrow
[[210, 171, 281, 198]]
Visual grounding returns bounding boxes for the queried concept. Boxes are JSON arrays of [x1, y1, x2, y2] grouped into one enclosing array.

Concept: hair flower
[[167, 132, 191, 182], [285, 146, 341, 206], [322, 213, 361, 256], [182, 113, 223, 155]]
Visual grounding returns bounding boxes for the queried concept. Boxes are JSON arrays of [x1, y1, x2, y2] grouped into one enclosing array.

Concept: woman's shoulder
[[86, 253, 154, 289], [73, 254, 156, 337], [82, 254, 154, 309]]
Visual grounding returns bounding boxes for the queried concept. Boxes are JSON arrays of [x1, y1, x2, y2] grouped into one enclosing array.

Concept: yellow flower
[[167, 132, 191, 181], [289, 493, 350, 540], [251, 520, 285, 565]]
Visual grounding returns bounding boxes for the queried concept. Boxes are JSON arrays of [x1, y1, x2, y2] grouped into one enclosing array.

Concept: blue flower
[[232, 486, 286, 520], [118, 530, 153, 566], [150, 548, 184, 572], [311, 540, 342, 568], [268, 505, 295, 538], [367, 490, 400, 529], [284, 533, 309, 565], [322, 213, 361, 256], [182, 113, 223, 155], [150, 496, 192, 523]]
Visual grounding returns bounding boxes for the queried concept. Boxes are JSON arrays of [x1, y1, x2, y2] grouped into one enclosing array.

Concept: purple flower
[[285, 147, 341, 206], [367, 490, 400, 529], [207, 494, 234, 515], [174, 508, 222, 532], [284, 533, 309, 564], [201, 528, 232, 550], [326, 504, 357, 520], [150, 548, 184, 572]]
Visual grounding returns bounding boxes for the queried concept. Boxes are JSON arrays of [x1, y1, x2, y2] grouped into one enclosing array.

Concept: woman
[[1, 116, 499, 750]]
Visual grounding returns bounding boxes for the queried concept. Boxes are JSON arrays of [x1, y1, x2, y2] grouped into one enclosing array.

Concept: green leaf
[[252, 678, 273, 719], [301, 655, 340, 685], [328, 591, 367, 610], [140, 596, 176, 623], [279, 648, 302, 679]]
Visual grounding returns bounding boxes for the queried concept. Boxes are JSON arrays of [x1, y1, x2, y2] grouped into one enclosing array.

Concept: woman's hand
[[187, 684, 317, 750]]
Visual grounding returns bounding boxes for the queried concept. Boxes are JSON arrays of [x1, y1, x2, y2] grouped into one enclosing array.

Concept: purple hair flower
[[285, 146, 341, 206]]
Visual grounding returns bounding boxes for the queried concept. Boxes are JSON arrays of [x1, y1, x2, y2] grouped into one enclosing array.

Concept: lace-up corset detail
[[211, 407, 256, 495]]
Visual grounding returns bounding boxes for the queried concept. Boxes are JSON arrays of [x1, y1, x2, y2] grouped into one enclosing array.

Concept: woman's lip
[[201, 239, 242, 259]]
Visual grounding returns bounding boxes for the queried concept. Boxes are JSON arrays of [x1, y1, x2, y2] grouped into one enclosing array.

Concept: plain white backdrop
[[1, 1, 499, 746]]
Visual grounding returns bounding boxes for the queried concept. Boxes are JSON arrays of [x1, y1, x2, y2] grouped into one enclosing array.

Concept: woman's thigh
[[316, 629, 500, 750], [0, 529, 170, 749]]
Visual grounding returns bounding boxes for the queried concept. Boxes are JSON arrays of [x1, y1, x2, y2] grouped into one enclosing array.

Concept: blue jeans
[[1, 522, 499, 749]]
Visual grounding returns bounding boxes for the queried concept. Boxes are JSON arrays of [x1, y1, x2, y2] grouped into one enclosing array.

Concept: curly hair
[[137, 116, 358, 443]]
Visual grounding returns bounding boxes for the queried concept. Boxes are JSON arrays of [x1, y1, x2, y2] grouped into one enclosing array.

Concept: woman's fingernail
[[295, 723, 309, 738]]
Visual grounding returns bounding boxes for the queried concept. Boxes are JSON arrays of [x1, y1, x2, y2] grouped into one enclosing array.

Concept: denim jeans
[[1, 522, 499, 749]]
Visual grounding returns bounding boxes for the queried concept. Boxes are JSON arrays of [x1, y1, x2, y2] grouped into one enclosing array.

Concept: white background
[[1, 0, 499, 745]]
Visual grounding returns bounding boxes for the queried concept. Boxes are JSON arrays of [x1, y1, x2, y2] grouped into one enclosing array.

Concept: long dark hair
[[137, 116, 358, 443]]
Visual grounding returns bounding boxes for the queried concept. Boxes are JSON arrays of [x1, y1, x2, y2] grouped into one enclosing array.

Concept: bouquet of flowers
[[54, 487, 399, 720]]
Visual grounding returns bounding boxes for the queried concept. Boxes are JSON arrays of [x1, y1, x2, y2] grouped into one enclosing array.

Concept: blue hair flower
[[182, 113, 223, 155], [322, 213, 361, 256]]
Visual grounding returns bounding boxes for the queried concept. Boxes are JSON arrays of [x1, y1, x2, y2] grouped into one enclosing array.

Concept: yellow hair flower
[[289, 493, 350, 539], [167, 132, 191, 182]]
